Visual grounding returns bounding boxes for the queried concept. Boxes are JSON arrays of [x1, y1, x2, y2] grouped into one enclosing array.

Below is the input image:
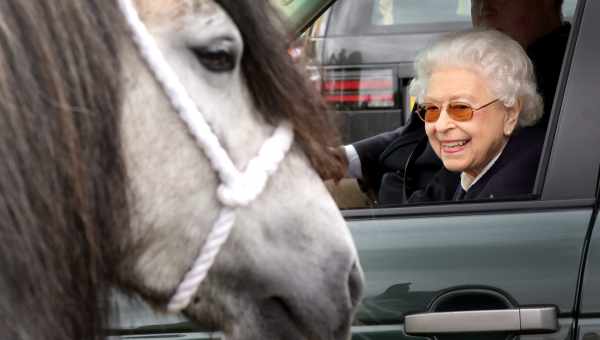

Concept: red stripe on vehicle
[[322, 79, 393, 91], [325, 94, 394, 103]]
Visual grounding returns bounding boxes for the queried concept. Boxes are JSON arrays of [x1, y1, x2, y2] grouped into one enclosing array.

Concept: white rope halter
[[117, 0, 295, 312]]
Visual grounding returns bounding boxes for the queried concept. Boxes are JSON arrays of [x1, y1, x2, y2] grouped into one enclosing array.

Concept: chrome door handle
[[404, 306, 558, 334]]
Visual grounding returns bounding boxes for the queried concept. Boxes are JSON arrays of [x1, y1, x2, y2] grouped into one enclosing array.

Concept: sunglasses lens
[[447, 103, 473, 121], [418, 102, 477, 122], [420, 105, 440, 122]]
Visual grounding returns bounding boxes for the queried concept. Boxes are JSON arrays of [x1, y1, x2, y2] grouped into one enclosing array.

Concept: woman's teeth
[[444, 140, 467, 147]]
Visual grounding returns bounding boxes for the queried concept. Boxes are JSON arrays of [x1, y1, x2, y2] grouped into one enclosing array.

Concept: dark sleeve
[[351, 108, 431, 198], [352, 104, 425, 177], [352, 127, 404, 176], [407, 168, 460, 203]]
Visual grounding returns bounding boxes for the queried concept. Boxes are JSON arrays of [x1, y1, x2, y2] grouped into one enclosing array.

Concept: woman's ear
[[503, 99, 521, 136]]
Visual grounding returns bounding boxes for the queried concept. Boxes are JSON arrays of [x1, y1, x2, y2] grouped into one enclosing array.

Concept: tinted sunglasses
[[416, 98, 499, 123]]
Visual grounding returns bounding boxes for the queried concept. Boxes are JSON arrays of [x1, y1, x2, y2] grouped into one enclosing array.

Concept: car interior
[[305, 0, 580, 210]]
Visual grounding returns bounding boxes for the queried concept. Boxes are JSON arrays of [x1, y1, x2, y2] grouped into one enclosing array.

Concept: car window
[[563, 0, 579, 18], [311, 0, 581, 210], [311, 0, 578, 37], [371, 0, 470, 26], [325, 0, 471, 36]]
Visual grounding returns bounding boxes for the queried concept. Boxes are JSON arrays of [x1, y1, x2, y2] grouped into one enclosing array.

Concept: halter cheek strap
[[117, 0, 294, 312]]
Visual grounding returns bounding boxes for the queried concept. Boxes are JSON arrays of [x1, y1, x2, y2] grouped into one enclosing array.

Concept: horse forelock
[[0, 1, 128, 339]]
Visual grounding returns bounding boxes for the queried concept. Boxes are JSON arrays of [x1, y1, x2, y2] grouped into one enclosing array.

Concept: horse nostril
[[348, 261, 364, 309], [332, 261, 363, 339], [332, 262, 363, 340]]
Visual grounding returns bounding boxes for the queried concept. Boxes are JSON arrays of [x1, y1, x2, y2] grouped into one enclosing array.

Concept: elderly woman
[[408, 29, 544, 202]]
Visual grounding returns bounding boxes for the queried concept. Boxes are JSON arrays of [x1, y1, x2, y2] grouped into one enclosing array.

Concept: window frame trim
[[533, 0, 588, 199], [342, 198, 595, 219]]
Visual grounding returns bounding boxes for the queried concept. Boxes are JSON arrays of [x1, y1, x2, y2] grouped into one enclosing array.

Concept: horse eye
[[191, 46, 235, 73]]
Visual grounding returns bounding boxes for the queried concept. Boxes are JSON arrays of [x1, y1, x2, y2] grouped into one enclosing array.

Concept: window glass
[[325, 0, 471, 36], [319, 0, 578, 36], [366, 0, 579, 28], [371, 0, 471, 27], [109, 291, 189, 331], [564, 0, 578, 19], [313, 0, 579, 209]]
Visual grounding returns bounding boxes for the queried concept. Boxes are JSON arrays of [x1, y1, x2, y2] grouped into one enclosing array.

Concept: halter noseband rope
[[118, 0, 295, 312]]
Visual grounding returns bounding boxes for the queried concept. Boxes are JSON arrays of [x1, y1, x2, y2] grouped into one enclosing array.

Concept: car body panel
[[582, 217, 600, 313], [580, 215, 600, 340], [349, 209, 589, 320], [578, 319, 600, 340], [350, 319, 574, 340]]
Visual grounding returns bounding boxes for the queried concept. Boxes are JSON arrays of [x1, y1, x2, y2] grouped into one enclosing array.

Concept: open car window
[[305, 0, 580, 210], [326, 0, 471, 36]]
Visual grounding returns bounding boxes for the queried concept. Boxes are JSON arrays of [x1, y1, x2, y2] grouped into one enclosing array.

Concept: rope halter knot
[[118, 0, 295, 313], [217, 122, 294, 207]]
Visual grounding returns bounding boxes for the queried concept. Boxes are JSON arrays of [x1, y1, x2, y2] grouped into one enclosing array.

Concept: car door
[[564, 0, 600, 339], [344, 0, 600, 339]]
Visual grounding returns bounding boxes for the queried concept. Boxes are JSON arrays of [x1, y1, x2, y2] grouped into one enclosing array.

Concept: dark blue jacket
[[406, 126, 546, 204]]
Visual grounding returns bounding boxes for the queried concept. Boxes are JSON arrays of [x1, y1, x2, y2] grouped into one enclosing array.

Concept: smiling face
[[424, 67, 520, 178]]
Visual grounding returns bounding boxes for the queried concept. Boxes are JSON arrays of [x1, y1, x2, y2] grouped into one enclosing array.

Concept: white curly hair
[[409, 29, 543, 127]]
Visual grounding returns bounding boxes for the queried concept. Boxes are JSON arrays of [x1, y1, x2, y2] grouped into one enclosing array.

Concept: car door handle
[[404, 306, 558, 335]]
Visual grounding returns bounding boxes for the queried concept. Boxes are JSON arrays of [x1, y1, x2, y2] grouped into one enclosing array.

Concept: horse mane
[[0, 1, 343, 339], [215, 0, 347, 180], [0, 2, 128, 339]]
